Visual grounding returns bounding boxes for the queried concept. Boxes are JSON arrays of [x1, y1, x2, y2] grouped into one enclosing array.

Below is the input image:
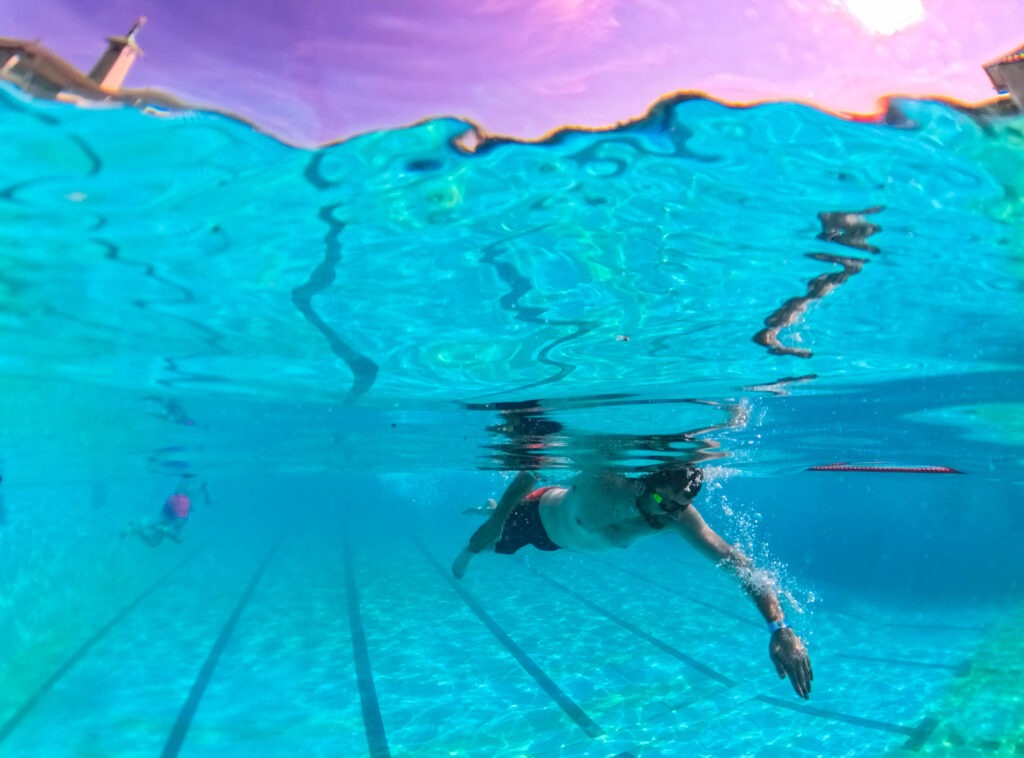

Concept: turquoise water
[[1, 83, 1023, 755]]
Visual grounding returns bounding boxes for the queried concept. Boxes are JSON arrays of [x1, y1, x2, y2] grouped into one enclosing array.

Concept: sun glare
[[842, 0, 925, 35]]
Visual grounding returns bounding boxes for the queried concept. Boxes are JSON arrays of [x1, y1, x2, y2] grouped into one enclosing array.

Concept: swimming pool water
[[0, 83, 1022, 755]]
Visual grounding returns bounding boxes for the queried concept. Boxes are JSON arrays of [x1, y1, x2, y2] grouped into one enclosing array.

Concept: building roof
[[0, 36, 185, 109], [981, 42, 1024, 100], [984, 44, 1024, 68], [0, 38, 110, 94]]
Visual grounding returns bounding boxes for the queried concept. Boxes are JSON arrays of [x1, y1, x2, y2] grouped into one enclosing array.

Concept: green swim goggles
[[650, 492, 689, 514]]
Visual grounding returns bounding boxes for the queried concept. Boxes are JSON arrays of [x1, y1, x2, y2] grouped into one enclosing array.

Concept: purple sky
[[3, 0, 1021, 146]]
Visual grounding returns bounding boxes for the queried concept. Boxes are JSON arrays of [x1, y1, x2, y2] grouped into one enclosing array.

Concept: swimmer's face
[[651, 486, 690, 515]]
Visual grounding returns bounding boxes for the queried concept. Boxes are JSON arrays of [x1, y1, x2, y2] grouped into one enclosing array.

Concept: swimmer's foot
[[451, 548, 475, 580], [461, 499, 498, 516]]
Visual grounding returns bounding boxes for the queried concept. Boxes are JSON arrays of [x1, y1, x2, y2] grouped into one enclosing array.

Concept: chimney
[[88, 17, 146, 92]]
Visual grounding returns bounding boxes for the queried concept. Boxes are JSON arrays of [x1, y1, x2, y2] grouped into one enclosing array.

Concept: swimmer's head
[[642, 467, 703, 512]]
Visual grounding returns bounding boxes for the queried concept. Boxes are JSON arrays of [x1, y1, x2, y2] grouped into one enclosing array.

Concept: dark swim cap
[[643, 467, 703, 502]]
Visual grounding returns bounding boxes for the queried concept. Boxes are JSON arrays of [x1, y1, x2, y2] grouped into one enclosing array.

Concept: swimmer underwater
[[453, 468, 813, 699]]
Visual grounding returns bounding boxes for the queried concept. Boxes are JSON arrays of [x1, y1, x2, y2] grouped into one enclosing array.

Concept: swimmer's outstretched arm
[[451, 471, 537, 579], [125, 522, 166, 547], [670, 506, 813, 699]]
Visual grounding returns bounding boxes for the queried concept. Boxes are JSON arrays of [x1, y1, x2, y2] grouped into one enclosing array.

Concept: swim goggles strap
[[767, 618, 790, 634]]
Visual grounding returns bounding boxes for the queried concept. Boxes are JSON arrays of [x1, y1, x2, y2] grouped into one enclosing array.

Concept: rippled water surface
[[1, 85, 1023, 756]]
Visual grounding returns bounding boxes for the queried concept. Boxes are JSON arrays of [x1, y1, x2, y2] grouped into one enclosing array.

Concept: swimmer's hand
[[770, 627, 813, 699]]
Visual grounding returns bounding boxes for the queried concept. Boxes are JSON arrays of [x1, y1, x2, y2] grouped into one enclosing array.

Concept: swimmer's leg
[[122, 521, 165, 547], [138, 524, 166, 547], [452, 470, 537, 579], [165, 523, 185, 543]]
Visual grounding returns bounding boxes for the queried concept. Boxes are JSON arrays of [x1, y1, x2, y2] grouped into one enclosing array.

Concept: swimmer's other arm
[[670, 505, 813, 699]]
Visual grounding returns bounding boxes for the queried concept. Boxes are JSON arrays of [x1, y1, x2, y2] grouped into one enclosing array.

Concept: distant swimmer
[[145, 396, 197, 427], [122, 474, 208, 547], [452, 469, 813, 699]]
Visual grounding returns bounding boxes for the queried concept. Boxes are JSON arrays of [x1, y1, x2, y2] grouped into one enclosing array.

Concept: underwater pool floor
[[1, 516, 1020, 758]]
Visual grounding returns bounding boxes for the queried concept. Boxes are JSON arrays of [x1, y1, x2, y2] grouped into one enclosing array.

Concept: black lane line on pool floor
[[0, 547, 204, 745], [161, 536, 284, 758], [531, 569, 737, 688], [590, 556, 761, 629], [413, 538, 606, 740], [837, 652, 973, 677], [945, 733, 1020, 753], [754, 695, 940, 752], [342, 529, 391, 758], [537, 561, 943, 751], [830, 609, 987, 633]]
